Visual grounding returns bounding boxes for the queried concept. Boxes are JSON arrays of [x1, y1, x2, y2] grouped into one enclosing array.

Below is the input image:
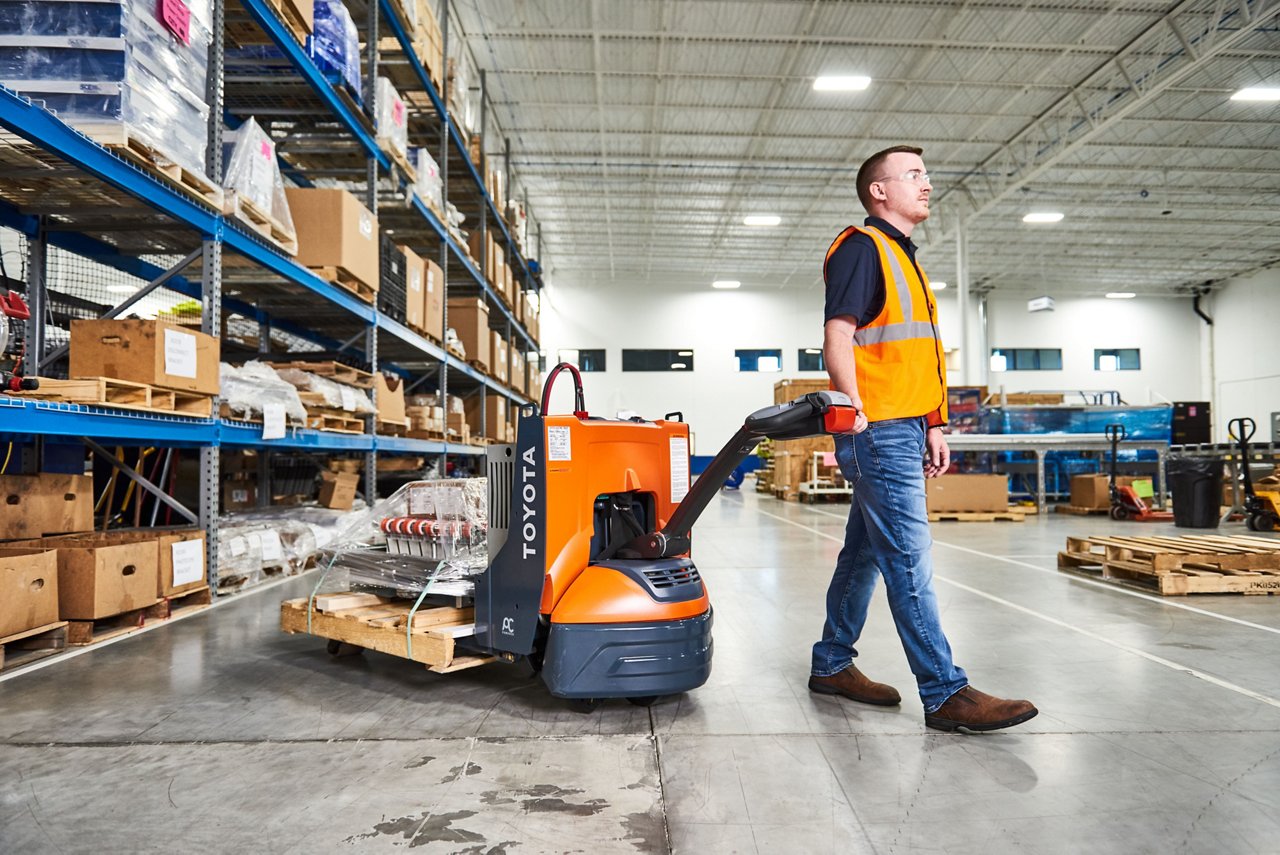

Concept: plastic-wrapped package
[[375, 77, 408, 158], [0, 0, 212, 175], [313, 478, 489, 599], [217, 518, 318, 592], [276, 367, 374, 414], [220, 361, 308, 422], [309, 0, 361, 101], [411, 146, 442, 212], [221, 117, 295, 233]]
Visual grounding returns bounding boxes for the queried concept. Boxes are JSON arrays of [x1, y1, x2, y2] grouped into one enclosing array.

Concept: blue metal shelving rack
[[0, 0, 543, 588]]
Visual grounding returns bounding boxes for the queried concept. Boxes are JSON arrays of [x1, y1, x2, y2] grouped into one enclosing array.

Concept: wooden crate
[[1058, 533, 1280, 595], [280, 593, 491, 674]]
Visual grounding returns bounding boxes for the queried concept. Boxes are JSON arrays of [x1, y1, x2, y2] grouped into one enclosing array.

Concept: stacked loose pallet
[[1058, 533, 1280, 595]]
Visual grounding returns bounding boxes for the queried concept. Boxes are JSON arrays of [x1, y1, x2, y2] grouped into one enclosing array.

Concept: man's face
[[870, 152, 932, 225]]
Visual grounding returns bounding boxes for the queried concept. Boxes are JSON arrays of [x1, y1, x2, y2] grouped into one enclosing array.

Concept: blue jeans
[[810, 417, 968, 712]]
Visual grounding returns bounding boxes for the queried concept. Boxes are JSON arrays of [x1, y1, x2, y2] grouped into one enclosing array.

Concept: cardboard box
[[504, 265, 515, 308], [774, 378, 831, 405], [465, 394, 508, 441], [447, 297, 490, 371], [284, 188, 380, 291], [23, 530, 205, 599], [424, 259, 445, 341], [0, 549, 59, 637], [0, 474, 94, 540], [926, 474, 1009, 513], [1070, 474, 1139, 509], [70, 319, 220, 395], [319, 471, 360, 510], [52, 539, 159, 620], [374, 373, 407, 425], [511, 349, 525, 394], [223, 481, 258, 511], [400, 245, 426, 332], [282, 0, 314, 33], [491, 332, 509, 383]]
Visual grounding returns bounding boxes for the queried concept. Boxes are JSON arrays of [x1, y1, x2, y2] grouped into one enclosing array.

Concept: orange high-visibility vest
[[825, 225, 948, 424]]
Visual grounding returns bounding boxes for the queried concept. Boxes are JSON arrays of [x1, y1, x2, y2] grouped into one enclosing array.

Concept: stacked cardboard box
[[70, 319, 220, 397], [464, 395, 508, 442], [768, 380, 835, 499], [285, 188, 380, 298], [447, 297, 490, 372], [925, 475, 1008, 513]]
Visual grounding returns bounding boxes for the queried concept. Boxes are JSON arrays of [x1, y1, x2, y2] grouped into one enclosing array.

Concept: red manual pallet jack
[[1105, 423, 1172, 522]]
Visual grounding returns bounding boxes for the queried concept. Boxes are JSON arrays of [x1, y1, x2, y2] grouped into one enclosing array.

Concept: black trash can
[[1167, 456, 1223, 528]]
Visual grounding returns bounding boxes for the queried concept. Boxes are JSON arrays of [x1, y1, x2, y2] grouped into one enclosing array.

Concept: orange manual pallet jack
[[1105, 423, 1172, 522], [474, 363, 857, 709]]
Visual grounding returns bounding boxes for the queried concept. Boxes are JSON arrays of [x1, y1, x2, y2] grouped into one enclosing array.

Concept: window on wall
[[622, 349, 694, 371], [990, 348, 1063, 372], [736, 349, 782, 372], [798, 348, 825, 371], [1095, 348, 1140, 371], [557, 348, 606, 372]]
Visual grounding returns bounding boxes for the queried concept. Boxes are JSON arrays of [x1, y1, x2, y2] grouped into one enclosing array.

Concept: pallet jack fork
[[474, 363, 857, 708], [1229, 417, 1280, 532], [1105, 423, 1172, 522]]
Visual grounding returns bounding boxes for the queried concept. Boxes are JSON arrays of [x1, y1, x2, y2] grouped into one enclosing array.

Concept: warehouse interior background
[[1, 0, 1279, 852]]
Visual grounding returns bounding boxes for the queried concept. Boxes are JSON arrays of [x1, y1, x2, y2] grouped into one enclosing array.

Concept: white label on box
[[231, 488, 249, 504], [426, 270, 436, 292], [163, 328, 199, 379], [339, 386, 357, 412], [228, 536, 247, 557], [670, 436, 690, 504], [262, 402, 286, 440], [170, 538, 205, 587], [548, 426, 572, 462], [258, 530, 284, 563], [359, 211, 374, 239], [407, 485, 432, 515], [409, 270, 422, 293]]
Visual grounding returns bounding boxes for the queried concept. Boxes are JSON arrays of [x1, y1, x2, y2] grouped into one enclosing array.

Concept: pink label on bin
[[1189, 405, 1197, 417], [393, 100, 406, 126], [158, 0, 191, 44], [260, 139, 273, 159]]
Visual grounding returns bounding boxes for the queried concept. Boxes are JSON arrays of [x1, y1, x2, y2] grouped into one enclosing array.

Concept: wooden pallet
[[67, 600, 163, 646], [224, 191, 299, 256], [15, 377, 213, 418], [0, 621, 69, 672], [1058, 533, 1280, 595], [407, 428, 447, 442], [151, 586, 213, 621], [929, 509, 1027, 522], [377, 140, 418, 184], [71, 123, 223, 211], [226, 0, 310, 44], [280, 593, 491, 674], [306, 409, 367, 434], [377, 418, 410, 437], [309, 266, 378, 304], [1055, 504, 1110, 516], [272, 360, 376, 389]]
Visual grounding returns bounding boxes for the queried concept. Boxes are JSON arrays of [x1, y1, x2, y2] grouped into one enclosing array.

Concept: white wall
[[979, 295, 1203, 405], [539, 282, 1207, 451], [1207, 267, 1280, 440]]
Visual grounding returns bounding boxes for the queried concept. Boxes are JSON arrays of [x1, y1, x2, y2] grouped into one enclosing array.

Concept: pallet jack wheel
[[327, 639, 364, 657], [569, 698, 602, 714], [1249, 513, 1276, 532], [1110, 505, 1129, 521], [627, 696, 659, 707]]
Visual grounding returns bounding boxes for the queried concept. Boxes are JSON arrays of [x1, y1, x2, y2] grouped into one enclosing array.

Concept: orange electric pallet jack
[[474, 363, 857, 708]]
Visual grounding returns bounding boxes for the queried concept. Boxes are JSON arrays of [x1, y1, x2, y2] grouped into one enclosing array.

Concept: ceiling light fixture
[[930, 281, 948, 291], [1023, 212, 1065, 224], [677, 350, 694, 356], [1105, 292, 1136, 299], [711, 280, 740, 289], [670, 362, 687, 370], [813, 75, 871, 92], [743, 215, 781, 227], [1230, 87, 1280, 102], [804, 348, 821, 354]]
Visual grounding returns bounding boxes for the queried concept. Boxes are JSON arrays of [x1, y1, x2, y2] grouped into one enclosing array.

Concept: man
[[808, 145, 1038, 733]]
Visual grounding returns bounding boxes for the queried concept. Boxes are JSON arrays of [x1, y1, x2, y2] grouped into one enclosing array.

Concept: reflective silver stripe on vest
[[863, 228, 915, 320], [853, 320, 941, 347]]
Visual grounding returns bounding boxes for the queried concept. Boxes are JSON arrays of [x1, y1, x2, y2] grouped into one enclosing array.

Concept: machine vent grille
[[643, 565, 701, 589]]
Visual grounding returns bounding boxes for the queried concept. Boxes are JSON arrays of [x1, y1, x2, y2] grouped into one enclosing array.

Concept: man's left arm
[[924, 410, 949, 478]]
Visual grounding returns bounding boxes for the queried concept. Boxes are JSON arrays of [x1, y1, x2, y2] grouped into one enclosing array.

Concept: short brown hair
[[856, 145, 924, 211]]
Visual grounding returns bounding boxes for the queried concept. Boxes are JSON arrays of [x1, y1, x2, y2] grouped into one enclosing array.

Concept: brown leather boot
[[808, 665, 902, 706], [925, 686, 1038, 732]]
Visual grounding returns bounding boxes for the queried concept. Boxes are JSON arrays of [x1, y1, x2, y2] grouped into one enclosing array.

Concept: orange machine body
[[534, 414, 710, 624]]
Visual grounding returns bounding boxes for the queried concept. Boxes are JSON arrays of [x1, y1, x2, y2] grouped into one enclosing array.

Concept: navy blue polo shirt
[[823, 216, 920, 325]]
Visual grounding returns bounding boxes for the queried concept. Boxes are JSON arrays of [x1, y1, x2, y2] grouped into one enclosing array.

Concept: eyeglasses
[[876, 169, 931, 185]]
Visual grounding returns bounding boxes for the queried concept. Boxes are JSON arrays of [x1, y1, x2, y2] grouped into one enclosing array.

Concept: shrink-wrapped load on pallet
[[0, 0, 213, 176], [309, 0, 360, 101], [220, 361, 308, 423], [217, 510, 350, 593], [221, 117, 295, 237], [374, 76, 408, 160], [410, 146, 442, 213], [275, 367, 374, 414], [313, 478, 489, 598]]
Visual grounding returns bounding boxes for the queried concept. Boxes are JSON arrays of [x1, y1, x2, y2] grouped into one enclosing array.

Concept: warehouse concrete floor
[[3, 491, 1280, 854]]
